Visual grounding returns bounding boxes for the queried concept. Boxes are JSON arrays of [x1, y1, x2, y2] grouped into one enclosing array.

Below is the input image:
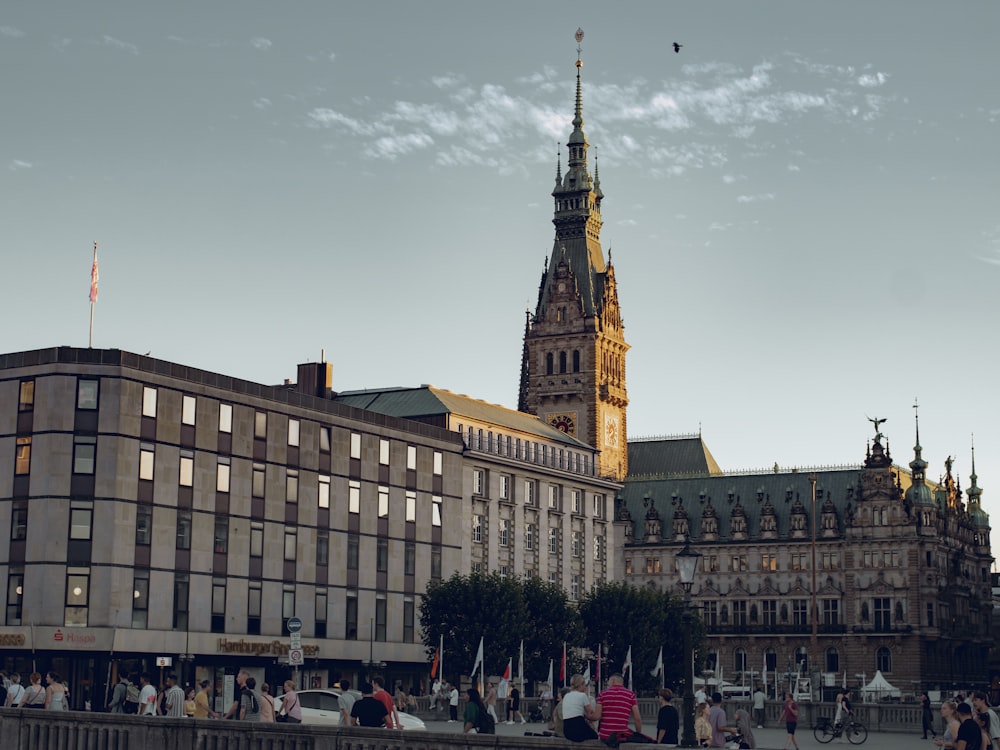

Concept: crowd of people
[[1, 670, 73, 711]]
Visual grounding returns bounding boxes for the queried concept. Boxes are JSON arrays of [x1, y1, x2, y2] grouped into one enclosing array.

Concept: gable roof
[[628, 435, 722, 477]]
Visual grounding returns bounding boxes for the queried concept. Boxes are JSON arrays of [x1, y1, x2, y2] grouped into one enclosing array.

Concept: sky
[[3, 2, 999, 550]]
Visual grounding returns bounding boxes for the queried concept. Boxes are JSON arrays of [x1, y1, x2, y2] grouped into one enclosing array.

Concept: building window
[[349, 481, 360, 514], [403, 597, 415, 643], [19, 380, 35, 411], [179, 450, 194, 487], [173, 574, 189, 630], [216, 457, 230, 493], [875, 646, 891, 673], [761, 553, 777, 571], [498, 518, 509, 547], [347, 534, 359, 570], [594, 535, 605, 561], [734, 647, 748, 672], [526, 523, 535, 552], [65, 567, 90, 626], [548, 485, 558, 509], [405, 541, 416, 575], [790, 552, 806, 571], [624, 558, 632, 575], [572, 531, 582, 558], [645, 557, 661, 574], [379, 438, 389, 466], [345, 594, 358, 640], [405, 490, 416, 522], [282, 585, 295, 621], [572, 490, 581, 514], [77, 379, 98, 410], [254, 411, 267, 439], [432, 495, 442, 526], [288, 419, 300, 447], [762, 600, 777, 627], [525, 480, 536, 506], [176, 511, 192, 549], [135, 506, 151, 545], [793, 600, 808, 626], [70, 502, 93, 540], [376, 539, 389, 572], [433, 451, 442, 475], [248, 582, 262, 634], [926, 602, 934, 627], [7, 571, 24, 624], [378, 486, 389, 518], [822, 552, 839, 570], [219, 403, 233, 433], [549, 528, 559, 554], [731, 554, 748, 572], [350, 433, 361, 459], [15, 437, 31, 475], [375, 596, 387, 641], [571, 575, 580, 601], [182, 395, 196, 426], [500, 475, 510, 500], [826, 647, 840, 673], [733, 601, 747, 626], [284, 528, 297, 561], [823, 599, 840, 625], [319, 426, 331, 453], [548, 571, 557, 584], [704, 601, 718, 627], [73, 436, 96, 474], [250, 521, 263, 557], [593, 494, 606, 519], [9, 505, 27, 540], [132, 571, 149, 628], [703, 555, 719, 573], [285, 470, 298, 503], [318, 476, 330, 509], [211, 579, 226, 632], [431, 547, 442, 579], [472, 514, 483, 544], [214, 517, 228, 553], [141, 386, 157, 418], [315, 591, 328, 638], [139, 443, 155, 481], [473, 469, 484, 496], [873, 597, 891, 631], [252, 464, 265, 498], [407, 445, 417, 471]]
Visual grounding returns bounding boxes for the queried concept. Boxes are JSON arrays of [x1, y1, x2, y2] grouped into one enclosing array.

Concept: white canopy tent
[[860, 670, 901, 703]]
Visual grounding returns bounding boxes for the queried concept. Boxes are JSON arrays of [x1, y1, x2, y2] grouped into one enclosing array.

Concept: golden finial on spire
[[575, 27, 584, 68]]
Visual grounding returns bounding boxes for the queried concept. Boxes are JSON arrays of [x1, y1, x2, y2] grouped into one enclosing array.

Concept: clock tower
[[518, 30, 629, 481]]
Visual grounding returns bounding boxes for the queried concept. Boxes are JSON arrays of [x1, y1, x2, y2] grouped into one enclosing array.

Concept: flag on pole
[[842, 670, 847, 690], [583, 660, 591, 686], [560, 642, 567, 685], [499, 657, 512, 698], [518, 640, 524, 688], [431, 646, 440, 678], [89, 242, 99, 304], [650, 646, 663, 678], [597, 643, 602, 695], [762, 654, 767, 692], [623, 645, 633, 692], [439, 634, 444, 684], [471, 636, 484, 679], [547, 659, 553, 693]]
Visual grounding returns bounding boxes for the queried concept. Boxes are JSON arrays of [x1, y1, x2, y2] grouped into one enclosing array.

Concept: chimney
[[296, 359, 334, 399]]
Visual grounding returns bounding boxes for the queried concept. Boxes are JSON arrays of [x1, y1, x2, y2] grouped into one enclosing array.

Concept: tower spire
[[909, 398, 927, 480]]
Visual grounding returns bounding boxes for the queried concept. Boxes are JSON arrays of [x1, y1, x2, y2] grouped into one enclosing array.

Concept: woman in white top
[[561, 673, 599, 742], [45, 670, 69, 710], [18, 672, 46, 708]]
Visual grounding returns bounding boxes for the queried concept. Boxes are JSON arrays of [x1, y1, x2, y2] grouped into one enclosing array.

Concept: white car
[[275, 689, 426, 730]]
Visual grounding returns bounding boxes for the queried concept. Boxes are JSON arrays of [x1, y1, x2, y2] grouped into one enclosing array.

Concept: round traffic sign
[[289, 648, 303, 665], [286, 616, 303, 634]]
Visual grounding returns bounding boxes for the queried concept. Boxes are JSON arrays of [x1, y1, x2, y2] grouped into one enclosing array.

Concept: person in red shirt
[[595, 673, 644, 740], [371, 676, 400, 729]]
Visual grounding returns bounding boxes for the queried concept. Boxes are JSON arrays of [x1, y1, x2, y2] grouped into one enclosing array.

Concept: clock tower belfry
[[517, 29, 629, 481]]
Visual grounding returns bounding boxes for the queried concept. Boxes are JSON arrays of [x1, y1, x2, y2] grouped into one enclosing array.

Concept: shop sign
[[0, 633, 26, 646], [53, 629, 99, 646], [216, 638, 319, 657]]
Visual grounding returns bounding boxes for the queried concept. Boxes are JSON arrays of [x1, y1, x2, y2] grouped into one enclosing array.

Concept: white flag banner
[[471, 636, 484, 679], [547, 659, 553, 692], [623, 645, 633, 692], [584, 661, 591, 685], [651, 646, 663, 677]]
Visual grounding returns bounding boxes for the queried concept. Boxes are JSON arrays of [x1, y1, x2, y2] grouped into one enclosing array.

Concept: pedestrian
[[550, 686, 572, 737], [540, 683, 553, 722], [752, 686, 765, 729], [222, 670, 249, 719], [351, 682, 389, 727], [735, 708, 757, 749], [240, 676, 262, 721], [782, 692, 800, 750], [338, 679, 356, 725], [5, 672, 25, 709], [162, 673, 185, 717], [17, 672, 46, 709], [371, 676, 400, 729], [485, 680, 500, 722], [922, 693, 937, 739], [463, 686, 488, 734], [448, 682, 459, 722], [695, 703, 712, 747], [507, 681, 526, 724], [708, 692, 737, 748], [194, 679, 218, 719], [259, 683, 276, 722], [596, 673, 643, 741], [935, 701, 961, 750], [562, 673, 599, 742], [954, 702, 982, 750], [278, 679, 302, 723], [184, 687, 197, 717], [44, 671, 69, 711], [971, 692, 1000, 749], [656, 688, 679, 746]]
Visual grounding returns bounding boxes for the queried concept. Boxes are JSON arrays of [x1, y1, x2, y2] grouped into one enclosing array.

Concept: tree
[[578, 581, 704, 694]]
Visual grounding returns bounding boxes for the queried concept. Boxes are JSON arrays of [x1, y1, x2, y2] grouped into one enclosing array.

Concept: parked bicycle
[[814, 716, 868, 744]]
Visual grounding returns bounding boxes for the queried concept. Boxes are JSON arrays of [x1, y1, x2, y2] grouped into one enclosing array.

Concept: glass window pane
[[70, 508, 92, 540], [318, 477, 330, 509], [379, 439, 389, 465], [288, 419, 300, 447], [142, 387, 157, 418], [248, 584, 262, 617], [252, 464, 265, 498], [319, 427, 331, 452], [212, 583, 225, 615], [15, 437, 31, 475], [73, 438, 96, 474], [286, 471, 298, 503], [139, 445, 155, 481], [217, 460, 230, 493], [136, 507, 151, 545], [284, 530, 297, 560], [219, 403, 233, 433], [350, 433, 361, 459], [254, 411, 267, 439], [250, 522, 263, 556], [179, 453, 194, 486], [77, 379, 98, 410], [182, 395, 196, 425], [19, 380, 35, 411]]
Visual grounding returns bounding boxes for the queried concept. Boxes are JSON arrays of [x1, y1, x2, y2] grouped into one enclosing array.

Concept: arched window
[[734, 648, 747, 673], [559, 351, 567, 374], [573, 350, 580, 372], [876, 646, 891, 673], [765, 649, 777, 672], [826, 647, 839, 674], [546, 353, 554, 375]]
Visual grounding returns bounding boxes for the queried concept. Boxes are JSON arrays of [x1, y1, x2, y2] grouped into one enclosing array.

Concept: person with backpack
[[240, 676, 262, 721], [107, 670, 130, 713], [463, 686, 494, 734]]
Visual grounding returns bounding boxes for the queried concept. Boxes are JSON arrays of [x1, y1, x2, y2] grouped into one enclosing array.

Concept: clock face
[[604, 412, 619, 448], [549, 413, 576, 436]]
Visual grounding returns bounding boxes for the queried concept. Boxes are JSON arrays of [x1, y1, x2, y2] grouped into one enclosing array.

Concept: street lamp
[[677, 538, 702, 749]]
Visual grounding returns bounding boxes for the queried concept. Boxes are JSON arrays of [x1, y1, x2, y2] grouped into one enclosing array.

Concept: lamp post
[[677, 539, 702, 748]]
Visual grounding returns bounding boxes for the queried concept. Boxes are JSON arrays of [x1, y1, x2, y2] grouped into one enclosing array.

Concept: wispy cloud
[[737, 193, 775, 203], [251, 37, 272, 51], [0, 25, 26, 38], [103, 35, 138, 55], [253, 98, 272, 110], [8, 159, 32, 171], [305, 53, 894, 176]]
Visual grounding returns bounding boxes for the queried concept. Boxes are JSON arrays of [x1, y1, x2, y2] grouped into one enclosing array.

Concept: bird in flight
[[673, 42, 683, 53]]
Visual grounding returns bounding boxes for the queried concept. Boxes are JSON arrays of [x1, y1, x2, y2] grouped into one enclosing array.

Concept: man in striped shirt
[[595, 673, 643, 740]]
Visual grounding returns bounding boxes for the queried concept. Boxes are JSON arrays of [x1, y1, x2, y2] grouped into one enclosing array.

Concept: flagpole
[[88, 241, 99, 348]]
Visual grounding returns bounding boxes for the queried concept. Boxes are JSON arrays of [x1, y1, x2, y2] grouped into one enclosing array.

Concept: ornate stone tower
[[518, 30, 629, 480]]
